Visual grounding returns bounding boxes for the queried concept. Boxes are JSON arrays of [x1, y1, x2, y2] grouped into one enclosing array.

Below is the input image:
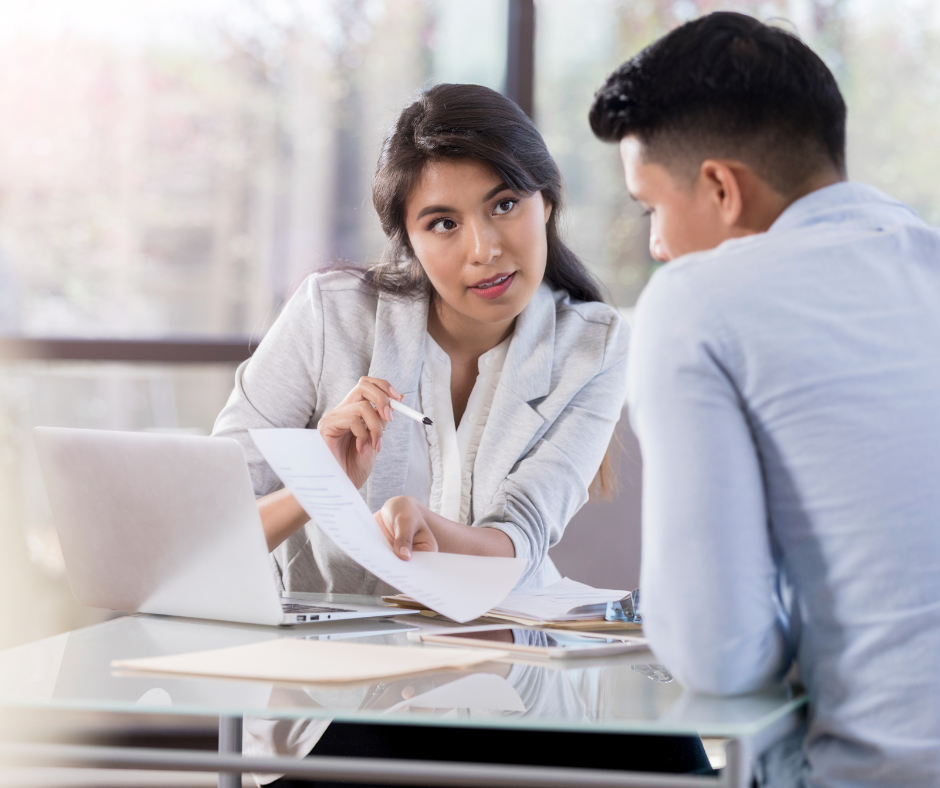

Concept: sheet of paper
[[249, 428, 525, 623], [491, 577, 627, 622], [113, 639, 507, 684]]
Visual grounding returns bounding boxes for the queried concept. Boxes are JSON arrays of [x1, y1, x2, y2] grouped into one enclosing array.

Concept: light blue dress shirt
[[628, 183, 940, 787]]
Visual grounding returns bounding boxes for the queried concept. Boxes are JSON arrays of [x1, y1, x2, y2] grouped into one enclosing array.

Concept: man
[[591, 11, 940, 788]]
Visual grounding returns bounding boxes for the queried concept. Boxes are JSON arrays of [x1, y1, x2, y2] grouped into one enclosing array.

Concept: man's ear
[[698, 159, 744, 227]]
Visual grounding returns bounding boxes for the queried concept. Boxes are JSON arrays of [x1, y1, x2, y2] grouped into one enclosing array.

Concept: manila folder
[[113, 640, 506, 684]]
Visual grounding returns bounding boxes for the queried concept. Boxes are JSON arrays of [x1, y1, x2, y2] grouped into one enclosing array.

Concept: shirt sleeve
[[474, 315, 630, 586], [211, 275, 324, 496], [628, 269, 789, 695]]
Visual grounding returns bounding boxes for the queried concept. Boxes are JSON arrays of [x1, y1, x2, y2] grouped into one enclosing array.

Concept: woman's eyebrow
[[482, 182, 511, 202], [416, 204, 453, 220], [414, 182, 512, 221]]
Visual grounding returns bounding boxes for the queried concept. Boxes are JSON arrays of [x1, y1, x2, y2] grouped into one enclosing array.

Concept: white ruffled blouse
[[402, 332, 511, 524]]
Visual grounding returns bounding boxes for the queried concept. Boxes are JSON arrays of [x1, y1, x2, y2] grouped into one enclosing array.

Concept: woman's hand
[[375, 496, 439, 560], [375, 497, 516, 560], [318, 377, 402, 489]]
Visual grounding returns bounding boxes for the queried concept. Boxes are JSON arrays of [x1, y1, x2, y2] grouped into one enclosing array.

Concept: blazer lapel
[[366, 290, 429, 511], [472, 283, 555, 516]]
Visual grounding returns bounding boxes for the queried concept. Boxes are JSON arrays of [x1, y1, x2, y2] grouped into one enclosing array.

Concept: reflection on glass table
[[0, 611, 805, 787], [0, 613, 803, 734]]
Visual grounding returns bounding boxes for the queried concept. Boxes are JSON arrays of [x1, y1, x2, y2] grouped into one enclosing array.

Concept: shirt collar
[[769, 181, 918, 235], [477, 334, 511, 375], [422, 332, 510, 370]]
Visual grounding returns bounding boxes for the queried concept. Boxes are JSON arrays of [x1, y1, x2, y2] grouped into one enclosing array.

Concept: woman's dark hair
[[368, 83, 604, 304], [589, 12, 846, 194]]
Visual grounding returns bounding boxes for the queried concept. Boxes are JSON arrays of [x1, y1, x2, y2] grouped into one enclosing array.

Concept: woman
[[212, 83, 629, 592]]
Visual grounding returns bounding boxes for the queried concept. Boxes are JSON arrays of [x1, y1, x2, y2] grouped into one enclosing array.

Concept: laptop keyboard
[[281, 603, 355, 614]]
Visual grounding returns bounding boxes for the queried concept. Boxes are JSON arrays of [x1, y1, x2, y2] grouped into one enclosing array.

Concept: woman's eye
[[641, 206, 654, 218], [494, 198, 518, 215], [429, 218, 457, 233]]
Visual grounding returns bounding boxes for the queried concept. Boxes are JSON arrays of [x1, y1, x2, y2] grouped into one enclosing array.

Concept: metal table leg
[[218, 715, 243, 788], [721, 737, 751, 788], [721, 705, 805, 788]]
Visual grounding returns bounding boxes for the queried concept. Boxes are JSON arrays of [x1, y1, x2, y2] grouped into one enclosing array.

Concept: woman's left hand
[[374, 496, 439, 560]]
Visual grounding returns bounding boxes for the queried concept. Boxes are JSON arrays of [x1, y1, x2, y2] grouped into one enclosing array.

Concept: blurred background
[[1, 0, 939, 650]]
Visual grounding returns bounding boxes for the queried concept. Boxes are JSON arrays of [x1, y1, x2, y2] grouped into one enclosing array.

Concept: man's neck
[[738, 168, 845, 236], [783, 169, 846, 211]]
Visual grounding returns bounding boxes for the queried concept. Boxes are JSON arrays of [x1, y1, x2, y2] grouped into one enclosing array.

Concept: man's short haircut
[[589, 12, 847, 194]]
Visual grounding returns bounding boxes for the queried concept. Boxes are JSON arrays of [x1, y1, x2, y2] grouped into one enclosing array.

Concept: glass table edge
[[0, 694, 807, 739]]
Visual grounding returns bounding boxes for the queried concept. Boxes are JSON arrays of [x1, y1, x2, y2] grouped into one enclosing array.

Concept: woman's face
[[404, 159, 551, 331]]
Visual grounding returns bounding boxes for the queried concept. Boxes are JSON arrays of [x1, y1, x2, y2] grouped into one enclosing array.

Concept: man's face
[[619, 135, 734, 262]]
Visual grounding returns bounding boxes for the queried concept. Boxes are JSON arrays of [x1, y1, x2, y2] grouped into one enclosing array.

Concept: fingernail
[[400, 546, 411, 559], [390, 386, 402, 399], [377, 437, 382, 452], [385, 406, 393, 420]]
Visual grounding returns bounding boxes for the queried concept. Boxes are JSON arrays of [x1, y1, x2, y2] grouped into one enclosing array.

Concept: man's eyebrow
[[414, 182, 514, 221]]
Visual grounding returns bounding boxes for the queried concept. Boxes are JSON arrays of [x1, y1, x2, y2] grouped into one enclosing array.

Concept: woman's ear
[[698, 160, 744, 228], [542, 192, 553, 223]]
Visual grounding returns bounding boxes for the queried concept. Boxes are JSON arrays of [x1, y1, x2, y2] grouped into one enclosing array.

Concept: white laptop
[[33, 427, 414, 627]]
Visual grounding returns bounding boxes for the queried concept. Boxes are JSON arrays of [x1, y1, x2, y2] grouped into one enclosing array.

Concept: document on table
[[385, 577, 629, 624], [113, 639, 506, 684], [491, 577, 627, 622], [249, 428, 525, 623]]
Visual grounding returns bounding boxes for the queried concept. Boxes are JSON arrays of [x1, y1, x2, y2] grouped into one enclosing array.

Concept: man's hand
[[374, 496, 439, 560]]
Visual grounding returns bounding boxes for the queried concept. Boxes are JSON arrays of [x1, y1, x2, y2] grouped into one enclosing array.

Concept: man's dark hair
[[589, 12, 847, 194]]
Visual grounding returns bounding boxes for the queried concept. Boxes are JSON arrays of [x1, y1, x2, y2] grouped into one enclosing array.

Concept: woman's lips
[[469, 271, 516, 300]]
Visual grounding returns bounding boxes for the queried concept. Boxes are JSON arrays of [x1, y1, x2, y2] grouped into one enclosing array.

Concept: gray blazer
[[213, 271, 630, 593]]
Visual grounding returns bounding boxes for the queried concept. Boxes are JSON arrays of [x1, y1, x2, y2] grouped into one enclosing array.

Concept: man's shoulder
[[642, 223, 833, 318], [652, 233, 780, 289], [654, 182, 940, 297], [632, 238, 780, 360], [649, 188, 940, 308]]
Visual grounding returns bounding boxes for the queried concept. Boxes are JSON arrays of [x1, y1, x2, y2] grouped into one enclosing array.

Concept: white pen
[[390, 398, 433, 426]]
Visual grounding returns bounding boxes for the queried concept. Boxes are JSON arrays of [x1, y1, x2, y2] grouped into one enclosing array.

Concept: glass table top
[[0, 602, 805, 739]]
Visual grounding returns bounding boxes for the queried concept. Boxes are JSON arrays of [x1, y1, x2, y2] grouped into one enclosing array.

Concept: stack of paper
[[250, 429, 526, 623], [490, 577, 628, 622], [113, 639, 507, 684], [385, 578, 639, 630]]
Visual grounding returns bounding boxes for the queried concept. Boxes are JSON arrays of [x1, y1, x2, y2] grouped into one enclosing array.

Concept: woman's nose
[[467, 218, 501, 264]]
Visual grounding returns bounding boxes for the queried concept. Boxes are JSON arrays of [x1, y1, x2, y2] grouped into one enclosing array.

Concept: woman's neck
[[426, 295, 515, 361]]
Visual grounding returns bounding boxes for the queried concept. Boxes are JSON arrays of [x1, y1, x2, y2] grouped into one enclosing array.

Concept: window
[[0, 0, 511, 648], [0, 0, 508, 339]]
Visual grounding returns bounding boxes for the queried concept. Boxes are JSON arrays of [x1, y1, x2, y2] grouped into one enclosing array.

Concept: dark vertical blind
[[505, 0, 536, 118]]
